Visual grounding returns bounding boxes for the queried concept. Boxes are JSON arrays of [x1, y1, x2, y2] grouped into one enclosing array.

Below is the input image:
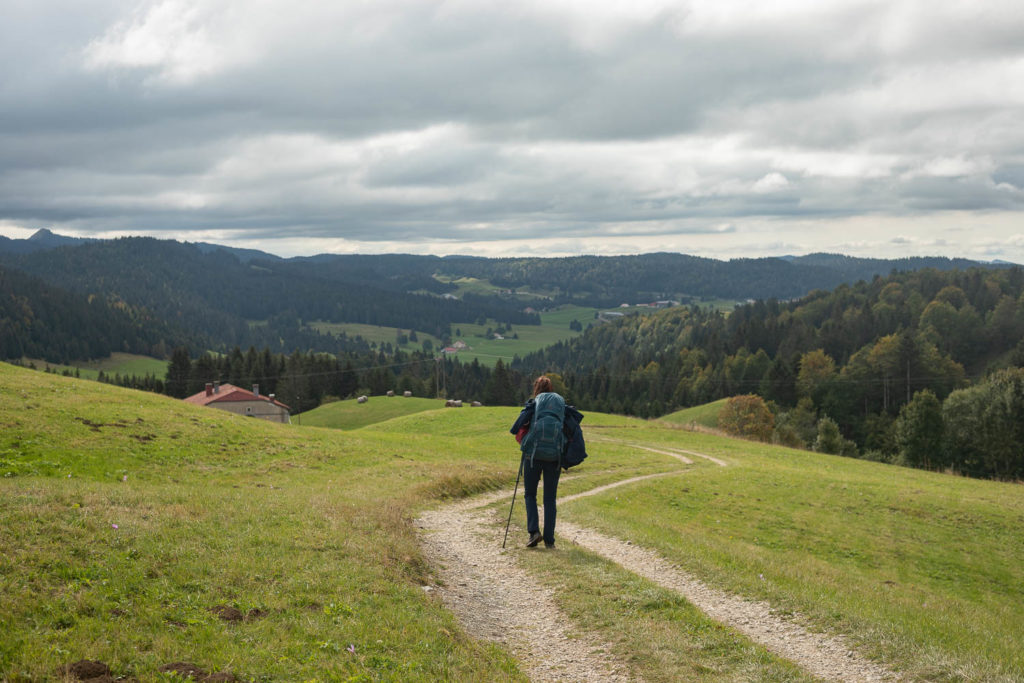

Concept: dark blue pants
[[523, 457, 561, 545]]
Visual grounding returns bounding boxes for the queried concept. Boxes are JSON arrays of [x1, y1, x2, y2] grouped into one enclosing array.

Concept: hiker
[[510, 376, 586, 548]]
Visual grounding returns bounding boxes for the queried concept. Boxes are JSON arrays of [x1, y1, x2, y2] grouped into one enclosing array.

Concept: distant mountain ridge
[[2, 228, 279, 263], [0, 230, 1017, 363]]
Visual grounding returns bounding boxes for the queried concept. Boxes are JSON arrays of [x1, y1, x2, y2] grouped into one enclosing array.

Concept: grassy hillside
[[306, 304, 596, 365], [449, 305, 598, 367], [307, 321, 444, 350], [299, 396, 445, 430], [19, 352, 168, 381], [659, 398, 729, 428], [560, 431, 1024, 681], [0, 362, 522, 681], [3, 362, 1024, 681]]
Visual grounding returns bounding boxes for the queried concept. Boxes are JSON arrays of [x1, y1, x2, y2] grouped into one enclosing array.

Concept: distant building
[[442, 346, 459, 354], [452, 340, 468, 349], [184, 382, 291, 424]]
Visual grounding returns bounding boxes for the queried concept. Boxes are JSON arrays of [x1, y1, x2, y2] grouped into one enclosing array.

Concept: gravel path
[[417, 493, 634, 682], [558, 520, 898, 682], [416, 441, 901, 682]]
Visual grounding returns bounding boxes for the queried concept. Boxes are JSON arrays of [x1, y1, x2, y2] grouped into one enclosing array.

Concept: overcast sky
[[2, 0, 1023, 261]]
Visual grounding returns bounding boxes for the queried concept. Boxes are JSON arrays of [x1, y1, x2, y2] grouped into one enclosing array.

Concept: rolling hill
[[2, 362, 1023, 680]]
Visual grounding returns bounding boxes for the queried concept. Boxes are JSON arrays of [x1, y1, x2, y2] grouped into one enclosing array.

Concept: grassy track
[[4, 362, 1024, 681]]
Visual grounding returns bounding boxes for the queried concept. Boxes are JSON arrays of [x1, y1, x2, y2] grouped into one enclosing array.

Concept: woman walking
[[510, 376, 585, 548]]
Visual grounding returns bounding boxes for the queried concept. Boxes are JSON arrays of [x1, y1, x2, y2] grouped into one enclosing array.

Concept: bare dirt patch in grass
[[158, 662, 239, 681]]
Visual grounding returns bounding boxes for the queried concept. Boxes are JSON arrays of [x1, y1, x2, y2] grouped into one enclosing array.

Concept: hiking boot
[[526, 531, 542, 547], [544, 541, 555, 549]]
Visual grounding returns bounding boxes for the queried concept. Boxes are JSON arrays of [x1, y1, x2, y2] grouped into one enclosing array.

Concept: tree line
[[151, 345, 526, 414], [517, 266, 1024, 480]]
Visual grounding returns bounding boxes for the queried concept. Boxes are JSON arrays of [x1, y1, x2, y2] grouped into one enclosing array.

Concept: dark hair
[[533, 376, 553, 396]]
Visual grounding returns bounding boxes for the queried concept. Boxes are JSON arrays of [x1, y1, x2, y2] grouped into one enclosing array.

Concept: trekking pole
[[502, 455, 525, 549]]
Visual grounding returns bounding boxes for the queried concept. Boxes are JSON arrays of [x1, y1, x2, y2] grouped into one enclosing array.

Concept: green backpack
[[521, 392, 567, 464]]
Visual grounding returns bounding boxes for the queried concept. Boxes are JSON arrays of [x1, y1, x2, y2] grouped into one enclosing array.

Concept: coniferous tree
[[484, 359, 518, 406], [166, 346, 192, 398]]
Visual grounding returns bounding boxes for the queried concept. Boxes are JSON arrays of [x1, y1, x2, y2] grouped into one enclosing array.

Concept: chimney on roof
[[205, 382, 213, 397], [253, 384, 259, 397]]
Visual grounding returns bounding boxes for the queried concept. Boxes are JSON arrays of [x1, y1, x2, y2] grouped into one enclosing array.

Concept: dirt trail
[[417, 439, 900, 682], [418, 495, 633, 682], [558, 520, 896, 682]]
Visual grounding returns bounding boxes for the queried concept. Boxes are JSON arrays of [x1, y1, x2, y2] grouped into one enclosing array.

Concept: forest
[[0, 238, 539, 361], [0, 265, 178, 361], [0, 233, 1001, 363], [516, 266, 1024, 479]]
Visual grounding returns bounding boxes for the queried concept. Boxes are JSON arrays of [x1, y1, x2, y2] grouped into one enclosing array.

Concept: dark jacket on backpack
[[510, 398, 587, 469]]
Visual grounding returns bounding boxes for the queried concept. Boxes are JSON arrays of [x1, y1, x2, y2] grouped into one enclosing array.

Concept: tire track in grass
[[557, 520, 898, 682], [590, 436, 728, 467], [417, 494, 633, 682], [418, 435, 900, 682]]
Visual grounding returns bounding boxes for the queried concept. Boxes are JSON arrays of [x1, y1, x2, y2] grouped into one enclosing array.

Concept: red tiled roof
[[184, 383, 290, 410]]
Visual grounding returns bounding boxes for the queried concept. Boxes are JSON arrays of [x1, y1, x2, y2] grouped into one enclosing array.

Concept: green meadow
[[2, 361, 1024, 681], [18, 353, 168, 381], [299, 396, 444, 430], [430, 275, 555, 300], [306, 322, 444, 350], [449, 305, 598, 367], [307, 304, 595, 364], [660, 398, 729, 429]]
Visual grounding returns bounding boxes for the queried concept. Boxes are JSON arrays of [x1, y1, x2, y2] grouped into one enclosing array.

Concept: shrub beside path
[[417, 441, 901, 682]]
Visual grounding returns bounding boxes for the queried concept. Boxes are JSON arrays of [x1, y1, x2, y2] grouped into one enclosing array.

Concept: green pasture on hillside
[[430, 275, 555, 300], [660, 398, 729, 428], [0, 363, 522, 681], [306, 322, 444, 350], [299, 396, 445, 430], [3, 362, 1024, 681], [19, 352, 168, 381], [449, 305, 598, 366], [559, 430, 1024, 682]]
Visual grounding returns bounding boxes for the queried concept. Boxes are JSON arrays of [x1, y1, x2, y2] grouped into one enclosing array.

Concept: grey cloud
[[1, 1, 1024, 255]]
